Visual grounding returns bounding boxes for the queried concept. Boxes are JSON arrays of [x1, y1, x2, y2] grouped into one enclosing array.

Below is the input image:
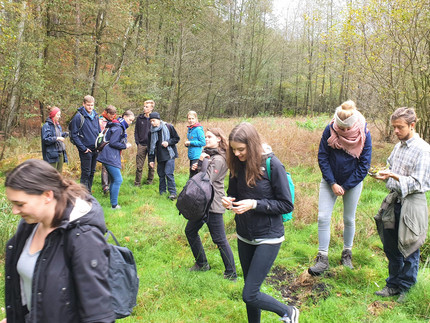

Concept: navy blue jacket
[[148, 123, 180, 163], [318, 124, 372, 191], [41, 118, 68, 164], [134, 114, 151, 146], [97, 122, 127, 169], [4, 197, 115, 323], [227, 153, 293, 240], [69, 107, 101, 152]]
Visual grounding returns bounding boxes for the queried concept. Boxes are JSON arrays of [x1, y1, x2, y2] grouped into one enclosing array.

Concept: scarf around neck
[[149, 121, 175, 159], [102, 110, 117, 121], [327, 111, 367, 158], [187, 122, 202, 129]]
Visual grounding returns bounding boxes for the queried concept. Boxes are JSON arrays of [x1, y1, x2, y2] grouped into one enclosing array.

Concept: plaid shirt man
[[386, 133, 430, 198]]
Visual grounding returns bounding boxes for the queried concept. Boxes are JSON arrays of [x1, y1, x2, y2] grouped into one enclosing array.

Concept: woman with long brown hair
[[185, 128, 237, 280], [3, 159, 114, 323], [222, 122, 297, 323]]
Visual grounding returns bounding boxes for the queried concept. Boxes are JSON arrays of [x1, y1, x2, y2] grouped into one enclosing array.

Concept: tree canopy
[[1, 0, 429, 140]]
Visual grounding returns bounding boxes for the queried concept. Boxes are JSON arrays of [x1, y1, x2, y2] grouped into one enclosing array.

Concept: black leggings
[[238, 240, 289, 323], [185, 212, 236, 275]]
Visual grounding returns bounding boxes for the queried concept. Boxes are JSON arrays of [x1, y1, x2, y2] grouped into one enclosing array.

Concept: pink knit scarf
[[327, 112, 366, 158]]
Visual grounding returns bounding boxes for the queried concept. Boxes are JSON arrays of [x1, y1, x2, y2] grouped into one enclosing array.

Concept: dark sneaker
[[280, 306, 299, 323], [308, 252, 329, 276], [145, 180, 153, 185], [341, 249, 353, 269], [397, 292, 407, 303], [374, 286, 400, 297], [168, 194, 177, 200], [103, 187, 110, 195], [223, 273, 238, 282], [189, 263, 211, 272]]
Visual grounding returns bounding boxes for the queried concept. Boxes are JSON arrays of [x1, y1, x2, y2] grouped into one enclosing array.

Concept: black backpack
[[68, 111, 85, 145], [176, 158, 214, 221]]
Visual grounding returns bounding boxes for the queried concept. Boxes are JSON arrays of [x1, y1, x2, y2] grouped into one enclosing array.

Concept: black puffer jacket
[[227, 152, 293, 240], [4, 197, 115, 323]]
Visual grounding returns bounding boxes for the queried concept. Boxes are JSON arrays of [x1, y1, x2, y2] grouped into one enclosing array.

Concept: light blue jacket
[[187, 125, 205, 160]]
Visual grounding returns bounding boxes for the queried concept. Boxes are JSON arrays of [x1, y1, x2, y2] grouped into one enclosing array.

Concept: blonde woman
[[184, 111, 205, 178], [309, 100, 372, 275]]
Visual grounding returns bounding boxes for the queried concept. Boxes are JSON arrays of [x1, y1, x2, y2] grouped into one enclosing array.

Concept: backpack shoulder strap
[[105, 230, 121, 246], [266, 157, 272, 181], [77, 111, 85, 129], [201, 157, 210, 173]]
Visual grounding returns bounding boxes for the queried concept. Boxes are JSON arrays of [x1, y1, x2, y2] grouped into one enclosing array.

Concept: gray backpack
[[68, 111, 85, 145], [64, 229, 139, 319], [176, 158, 214, 221], [105, 230, 139, 319]]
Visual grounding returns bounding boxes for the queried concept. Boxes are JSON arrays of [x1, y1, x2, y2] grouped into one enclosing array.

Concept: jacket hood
[[59, 196, 107, 233], [45, 117, 55, 124], [262, 143, 273, 156], [77, 106, 98, 118]]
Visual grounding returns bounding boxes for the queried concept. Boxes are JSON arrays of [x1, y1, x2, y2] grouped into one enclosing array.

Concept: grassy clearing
[[0, 116, 429, 322]]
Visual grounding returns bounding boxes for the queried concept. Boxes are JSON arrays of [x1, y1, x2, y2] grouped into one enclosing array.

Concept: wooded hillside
[[1, 0, 429, 142]]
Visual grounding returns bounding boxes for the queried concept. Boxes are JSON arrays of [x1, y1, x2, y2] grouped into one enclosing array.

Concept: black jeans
[[189, 159, 199, 178], [79, 150, 98, 193], [185, 212, 236, 276], [238, 240, 289, 323]]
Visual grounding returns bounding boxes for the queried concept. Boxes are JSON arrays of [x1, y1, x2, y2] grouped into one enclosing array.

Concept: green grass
[[1, 168, 429, 322], [0, 115, 429, 322]]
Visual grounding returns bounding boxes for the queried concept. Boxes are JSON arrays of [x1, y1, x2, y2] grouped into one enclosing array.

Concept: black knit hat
[[149, 112, 161, 120]]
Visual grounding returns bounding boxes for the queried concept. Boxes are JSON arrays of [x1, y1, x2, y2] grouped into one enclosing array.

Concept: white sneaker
[[111, 205, 122, 209], [280, 306, 299, 323]]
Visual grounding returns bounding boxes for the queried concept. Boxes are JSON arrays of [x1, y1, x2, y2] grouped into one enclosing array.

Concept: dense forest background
[[1, 0, 429, 146]]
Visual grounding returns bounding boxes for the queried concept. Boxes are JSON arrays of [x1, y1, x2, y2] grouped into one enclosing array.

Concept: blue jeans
[[157, 159, 176, 195], [79, 150, 98, 193], [238, 240, 289, 323], [185, 212, 236, 276], [317, 179, 363, 252], [383, 201, 420, 291], [104, 164, 123, 206]]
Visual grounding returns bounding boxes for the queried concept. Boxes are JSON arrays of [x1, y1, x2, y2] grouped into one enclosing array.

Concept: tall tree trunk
[[90, 1, 108, 96], [74, 2, 81, 85], [6, 1, 27, 131], [171, 22, 184, 124], [203, 31, 216, 119]]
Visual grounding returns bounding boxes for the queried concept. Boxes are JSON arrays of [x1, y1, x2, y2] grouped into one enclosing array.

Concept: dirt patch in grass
[[267, 266, 332, 306], [367, 300, 394, 316]]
